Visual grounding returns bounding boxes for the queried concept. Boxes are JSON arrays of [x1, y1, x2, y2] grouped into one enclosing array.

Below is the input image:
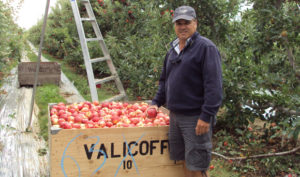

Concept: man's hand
[[195, 119, 210, 136]]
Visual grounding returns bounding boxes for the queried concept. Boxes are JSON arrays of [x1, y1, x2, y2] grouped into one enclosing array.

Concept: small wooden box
[[48, 104, 184, 177], [18, 62, 61, 86]]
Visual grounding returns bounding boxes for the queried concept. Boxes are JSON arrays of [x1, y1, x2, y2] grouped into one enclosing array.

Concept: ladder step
[[95, 76, 116, 85], [102, 93, 126, 102], [90, 57, 109, 63], [81, 18, 96, 21], [86, 37, 103, 42]]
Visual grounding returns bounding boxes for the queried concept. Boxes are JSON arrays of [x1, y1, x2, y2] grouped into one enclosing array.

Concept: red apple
[[106, 121, 113, 127], [92, 116, 100, 122], [153, 119, 160, 126], [81, 118, 89, 124], [147, 108, 157, 118], [130, 117, 140, 125], [63, 122, 72, 129], [51, 117, 59, 125], [72, 123, 81, 129]]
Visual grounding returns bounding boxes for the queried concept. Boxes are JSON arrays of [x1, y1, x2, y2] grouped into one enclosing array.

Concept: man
[[149, 5, 223, 177]]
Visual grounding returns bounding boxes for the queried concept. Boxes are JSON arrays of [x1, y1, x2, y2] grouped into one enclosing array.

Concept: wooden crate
[[48, 104, 184, 177], [18, 62, 61, 86]]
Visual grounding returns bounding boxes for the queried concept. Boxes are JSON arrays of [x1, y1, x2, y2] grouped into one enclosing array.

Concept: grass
[[209, 158, 240, 177], [35, 84, 66, 141]]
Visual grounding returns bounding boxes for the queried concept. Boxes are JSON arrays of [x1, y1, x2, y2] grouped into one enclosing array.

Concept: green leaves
[[0, 1, 23, 86]]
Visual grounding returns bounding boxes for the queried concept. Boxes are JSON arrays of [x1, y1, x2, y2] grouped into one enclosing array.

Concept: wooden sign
[[18, 62, 61, 86]]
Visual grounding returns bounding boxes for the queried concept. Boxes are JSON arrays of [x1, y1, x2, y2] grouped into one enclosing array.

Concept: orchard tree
[[0, 0, 23, 85], [220, 0, 299, 141]]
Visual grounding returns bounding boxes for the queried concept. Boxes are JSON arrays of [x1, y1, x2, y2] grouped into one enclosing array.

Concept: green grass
[[35, 84, 66, 141], [209, 158, 240, 177]]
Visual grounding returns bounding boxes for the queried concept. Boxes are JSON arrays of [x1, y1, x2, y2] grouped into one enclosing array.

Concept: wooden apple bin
[[48, 103, 184, 177]]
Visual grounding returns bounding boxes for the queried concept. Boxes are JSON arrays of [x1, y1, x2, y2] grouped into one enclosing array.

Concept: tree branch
[[246, 102, 300, 116], [212, 146, 300, 161]]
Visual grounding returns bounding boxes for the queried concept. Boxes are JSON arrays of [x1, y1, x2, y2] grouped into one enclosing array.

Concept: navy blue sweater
[[152, 32, 223, 123]]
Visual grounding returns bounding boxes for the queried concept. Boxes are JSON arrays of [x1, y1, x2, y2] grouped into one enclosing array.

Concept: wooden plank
[[48, 104, 183, 177], [18, 62, 61, 86]]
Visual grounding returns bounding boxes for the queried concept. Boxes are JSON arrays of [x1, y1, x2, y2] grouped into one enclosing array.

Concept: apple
[[64, 122, 72, 129], [130, 117, 140, 125], [74, 115, 83, 123], [72, 123, 81, 129], [144, 118, 153, 124], [111, 116, 120, 125], [98, 120, 106, 128], [93, 100, 100, 106], [92, 116, 100, 122], [50, 108, 58, 116], [58, 110, 66, 116], [81, 118, 89, 124], [106, 121, 113, 127], [58, 118, 66, 126], [80, 124, 86, 129], [153, 119, 160, 126], [147, 108, 157, 118], [159, 121, 167, 126], [51, 117, 59, 125], [66, 115, 75, 122]]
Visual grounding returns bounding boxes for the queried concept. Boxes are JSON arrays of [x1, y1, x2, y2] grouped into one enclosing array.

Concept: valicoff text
[[84, 139, 169, 160]]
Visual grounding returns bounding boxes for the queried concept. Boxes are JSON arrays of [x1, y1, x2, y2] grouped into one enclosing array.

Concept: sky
[[7, 0, 58, 30]]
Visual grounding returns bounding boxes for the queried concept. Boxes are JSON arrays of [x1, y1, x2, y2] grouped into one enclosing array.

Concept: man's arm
[[200, 46, 223, 123], [151, 54, 168, 107], [196, 46, 222, 135]]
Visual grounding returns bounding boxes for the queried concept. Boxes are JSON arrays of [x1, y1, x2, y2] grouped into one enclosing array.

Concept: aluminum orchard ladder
[[70, 0, 127, 102]]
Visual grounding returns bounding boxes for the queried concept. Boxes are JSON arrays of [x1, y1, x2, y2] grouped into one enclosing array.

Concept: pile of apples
[[50, 101, 169, 129]]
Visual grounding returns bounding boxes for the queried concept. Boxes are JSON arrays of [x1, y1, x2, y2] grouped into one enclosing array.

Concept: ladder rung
[[81, 18, 96, 21], [102, 94, 126, 102], [90, 57, 109, 63], [95, 76, 116, 85], [86, 37, 103, 42]]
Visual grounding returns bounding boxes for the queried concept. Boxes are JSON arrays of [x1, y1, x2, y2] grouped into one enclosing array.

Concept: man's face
[[174, 19, 197, 41]]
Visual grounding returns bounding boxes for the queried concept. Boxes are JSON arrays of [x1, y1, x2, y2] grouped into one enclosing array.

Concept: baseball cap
[[172, 6, 196, 23]]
